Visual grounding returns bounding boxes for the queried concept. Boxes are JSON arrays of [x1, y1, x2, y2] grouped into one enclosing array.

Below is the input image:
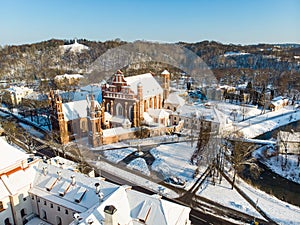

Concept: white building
[[2, 86, 34, 106], [170, 104, 221, 134], [0, 138, 37, 225], [0, 138, 191, 225], [164, 92, 185, 112]]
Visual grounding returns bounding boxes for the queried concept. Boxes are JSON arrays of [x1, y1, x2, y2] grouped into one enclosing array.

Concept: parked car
[[164, 176, 186, 187]]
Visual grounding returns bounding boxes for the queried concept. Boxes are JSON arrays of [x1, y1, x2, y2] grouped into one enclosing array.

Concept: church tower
[[87, 94, 103, 147], [48, 91, 69, 144], [56, 95, 69, 144], [136, 82, 144, 127], [161, 69, 170, 101]]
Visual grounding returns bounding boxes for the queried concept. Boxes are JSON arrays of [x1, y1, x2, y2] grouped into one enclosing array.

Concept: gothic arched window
[[116, 103, 123, 116]]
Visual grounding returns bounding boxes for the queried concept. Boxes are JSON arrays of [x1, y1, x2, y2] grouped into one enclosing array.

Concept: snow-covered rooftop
[[62, 100, 88, 121], [125, 73, 163, 98], [164, 92, 185, 107], [30, 162, 119, 213], [78, 186, 190, 225], [0, 137, 28, 172], [102, 127, 135, 137], [62, 99, 101, 121], [147, 108, 169, 118], [6, 85, 33, 94]]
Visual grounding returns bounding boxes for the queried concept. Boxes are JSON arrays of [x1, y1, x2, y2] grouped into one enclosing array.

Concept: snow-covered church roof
[[62, 98, 101, 121], [125, 73, 163, 98]]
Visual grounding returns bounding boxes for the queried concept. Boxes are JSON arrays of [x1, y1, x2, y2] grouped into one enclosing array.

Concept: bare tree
[[224, 131, 261, 189], [240, 104, 250, 121], [191, 119, 212, 165], [279, 131, 291, 168]]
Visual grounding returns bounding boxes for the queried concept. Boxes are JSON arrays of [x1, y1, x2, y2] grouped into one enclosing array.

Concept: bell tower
[[137, 82, 144, 127], [161, 69, 170, 101], [88, 94, 103, 147], [56, 95, 69, 144]]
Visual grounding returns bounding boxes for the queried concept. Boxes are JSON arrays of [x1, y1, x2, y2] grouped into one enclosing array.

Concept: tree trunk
[[232, 170, 236, 189]]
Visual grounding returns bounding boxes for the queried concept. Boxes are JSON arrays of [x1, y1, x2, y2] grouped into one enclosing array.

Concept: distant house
[[164, 92, 185, 111], [169, 104, 221, 135], [147, 108, 170, 126], [277, 131, 300, 154], [204, 87, 223, 101], [1, 86, 34, 106], [269, 96, 289, 111], [54, 74, 84, 89]]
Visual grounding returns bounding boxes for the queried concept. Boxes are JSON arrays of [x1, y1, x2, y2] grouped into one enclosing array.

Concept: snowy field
[[150, 142, 200, 190], [126, 158, 150, 176], [103, 147, 136, 163], [197, 177, 264, 221], [214, 101, 262, 122]]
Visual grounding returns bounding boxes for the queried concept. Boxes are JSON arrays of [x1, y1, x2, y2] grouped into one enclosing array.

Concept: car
[[164, 176, 186, 187]]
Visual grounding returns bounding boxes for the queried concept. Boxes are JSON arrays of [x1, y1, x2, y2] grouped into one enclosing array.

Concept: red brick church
[[49, 70, 171, 147]]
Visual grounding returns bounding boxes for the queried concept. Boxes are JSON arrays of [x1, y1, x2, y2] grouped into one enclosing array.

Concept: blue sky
[[1, 0, 299, 45]]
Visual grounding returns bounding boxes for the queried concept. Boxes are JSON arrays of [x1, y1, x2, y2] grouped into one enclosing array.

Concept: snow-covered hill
[[60, 39, 89, 53]]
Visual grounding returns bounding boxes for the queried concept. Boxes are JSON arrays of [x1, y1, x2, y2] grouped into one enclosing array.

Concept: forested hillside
[[0, 39, 299, 93]]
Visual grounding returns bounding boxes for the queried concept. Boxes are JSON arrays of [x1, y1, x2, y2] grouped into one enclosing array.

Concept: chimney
[[73, 213, 81, 225], [104, 205, 118, 225], [87, 218, 94, 224], [42, 166, 48, 176], [98, 192, 104, 202], [57, 171, 62, 180], [71, 175, 76, 186], [95, 183, 100, 194]]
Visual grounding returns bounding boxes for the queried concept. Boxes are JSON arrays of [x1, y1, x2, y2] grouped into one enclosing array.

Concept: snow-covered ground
[[19, 122, 44, 139], [150, 142, 201, 190], [21, 115, 51, 131], [103, 147, 136, 163], [196, 168, 300, 224], [215, 101, 262, 122], [254, 146, 300, 184], [60, 40, 89, 53], [235, 107, 300, 138], [238, 177, 300, 225], [197, 177, 264, 221], [89, 159, 180, 198], [127, 158, 150, 176]]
